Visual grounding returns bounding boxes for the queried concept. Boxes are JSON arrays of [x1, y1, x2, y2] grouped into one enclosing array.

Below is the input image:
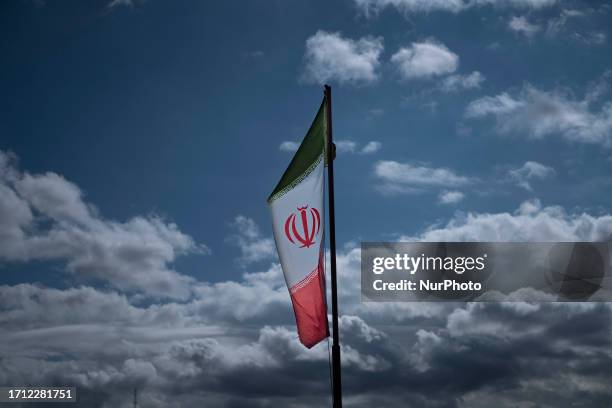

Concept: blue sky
[[2, 1, 612, 406]]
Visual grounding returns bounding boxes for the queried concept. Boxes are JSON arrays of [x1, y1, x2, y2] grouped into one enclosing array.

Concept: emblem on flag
[[284, 206, 321, 248]]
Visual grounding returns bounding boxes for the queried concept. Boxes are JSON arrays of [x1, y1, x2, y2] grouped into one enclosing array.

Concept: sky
[[1, 0, 612, 406]]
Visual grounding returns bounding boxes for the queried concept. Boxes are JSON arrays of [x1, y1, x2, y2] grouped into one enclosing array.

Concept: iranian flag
[[268, 99, 329, 348]]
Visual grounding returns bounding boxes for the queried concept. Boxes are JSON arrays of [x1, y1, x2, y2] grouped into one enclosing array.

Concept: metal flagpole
[[324, 84, 342, 408]]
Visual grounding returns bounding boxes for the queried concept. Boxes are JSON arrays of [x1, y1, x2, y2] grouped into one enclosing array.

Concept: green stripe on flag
[[268, 99, 327, 203]]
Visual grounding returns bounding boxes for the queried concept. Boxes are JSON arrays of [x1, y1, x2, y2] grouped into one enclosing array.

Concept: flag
[[268, 99, 329, 348]]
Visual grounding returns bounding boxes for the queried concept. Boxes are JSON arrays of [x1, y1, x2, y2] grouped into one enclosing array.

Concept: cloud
[[373, 160, 473, 194], [302, 31, 383, 84], [465, 92, 525, 117], [0, 279, 399, 405], [508, 16, 541, 37], [5, 276, 612, 406], [545, 8, 586, 37], [367, 108, 385, 119], [438, 190, 465, 204], [227, 215, 276, 266], [278, 141, 300, 152], [440, 71, 485, 92], [545, 9, 606, 45], [354, 0, 466, 15], [337, 140, 382, 154], [403, 199, 612, 241], [391, 39, 458, 80], [335, 140, 358, 153], [107, 0, 144, 9], [586, 70, 612, 103], [0, 284, 147, 330], [508, 161, 555, 191], [0, 150, 203, 299], [572, 31, 607, 45], [279, 140, 381, 155], [353, 0, 556, 17], [360, 141, 382, 154], [242, 50, 265, 59], [4, 190, 612, 405], [4, 153, 612, 406], [465, 83, 612, 147]]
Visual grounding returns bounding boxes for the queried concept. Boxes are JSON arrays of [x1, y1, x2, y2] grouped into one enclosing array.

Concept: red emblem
[[284, 206, 321, 248]]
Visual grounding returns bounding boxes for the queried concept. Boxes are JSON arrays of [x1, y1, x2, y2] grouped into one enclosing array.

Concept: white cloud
[[303, 31, 383, 84], [585, 70, 612, 103], [438, 190, 465, 204], [559, 8, 586, 17], [0, 151, 203, 299], [374, 161, 473, 194], [545, 9, 606, 45], [572, 31, 607, 45], [353, 0, 556, 17], [508, 161, 555, 191], [227, 215, 276, 266], [354, 0, 466, 16], [335, 140, 358, 153], [546, 8, 586, 37], [467, 0, 557, 7], [440, 71, 485, 92], [367, 108, 385, 118], [465, 83, 612, 147], [278, 141, 299, 152], [508, 16, 541, 37], [280, 140, 382, 155], [361, 141, 382, 154], [403, 199, 612, 241], [391, 39, 458, 80], [15, 172, 94, 225], [465, 92, 525, 117]]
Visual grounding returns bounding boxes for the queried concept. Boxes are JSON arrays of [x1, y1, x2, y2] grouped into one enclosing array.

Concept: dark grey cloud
[[3, 289, 612, 407]]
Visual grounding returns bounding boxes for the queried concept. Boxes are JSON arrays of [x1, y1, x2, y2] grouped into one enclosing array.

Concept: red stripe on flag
[[288, 251, 329, 348]]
